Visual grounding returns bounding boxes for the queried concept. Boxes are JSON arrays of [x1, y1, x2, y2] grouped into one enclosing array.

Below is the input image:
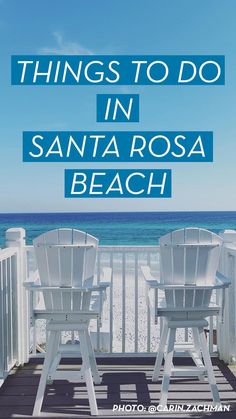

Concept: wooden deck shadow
[[101, 371, 151, 406]]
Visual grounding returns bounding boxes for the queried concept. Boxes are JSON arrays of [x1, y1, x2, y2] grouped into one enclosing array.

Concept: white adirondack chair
[[142, 228, 230, 406], [25, 229, 111, 416]]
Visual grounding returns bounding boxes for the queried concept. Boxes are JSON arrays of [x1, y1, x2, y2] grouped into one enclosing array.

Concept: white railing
[[217, 243, 236, 363], [0, 232, 29, 386], [96, 245, 160, 354], [0, 248, 18, 385], [0, 227, 235, 387]]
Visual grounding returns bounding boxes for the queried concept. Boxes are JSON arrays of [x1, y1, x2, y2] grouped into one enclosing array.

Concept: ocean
[[0, 211, 236, 247]]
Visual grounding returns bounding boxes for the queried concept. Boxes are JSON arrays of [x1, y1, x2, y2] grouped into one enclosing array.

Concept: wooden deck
[[0, 358, 236, 418]]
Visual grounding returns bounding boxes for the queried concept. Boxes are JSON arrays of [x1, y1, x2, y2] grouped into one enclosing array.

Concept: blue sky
[[0, 0, 235, 212]]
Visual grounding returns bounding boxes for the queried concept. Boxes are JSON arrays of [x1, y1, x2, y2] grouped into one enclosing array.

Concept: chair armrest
[[141, 266, 160, 288], [141, 266, 160, 324], [97, 282, 110, 290], [215, 271, 230, 324], [102, 267, 112, 280], [24, 268, 112, 295], [100, 267, 112, 284], [216, 271, 231, 288], [24, 285, 99, 292], [94, 267, 112, 326], [23, 270, 40, 289]]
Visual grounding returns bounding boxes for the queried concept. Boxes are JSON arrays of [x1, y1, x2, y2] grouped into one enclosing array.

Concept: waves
[[0, 211, 236, 246]]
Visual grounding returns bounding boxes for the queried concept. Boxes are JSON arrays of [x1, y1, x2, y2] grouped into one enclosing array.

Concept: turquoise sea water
[[0, 212, 236, 246]]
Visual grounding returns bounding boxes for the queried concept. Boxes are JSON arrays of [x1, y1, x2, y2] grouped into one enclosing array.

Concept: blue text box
[[23, 131, 213, 162], [96, 94, 139, 122], [12, 55, 225, 85], [65, 169, 171, 198]]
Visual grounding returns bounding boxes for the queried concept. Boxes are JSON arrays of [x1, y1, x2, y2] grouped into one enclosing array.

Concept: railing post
[[5, 228, 25, 249], [5, 228, 29, 365]]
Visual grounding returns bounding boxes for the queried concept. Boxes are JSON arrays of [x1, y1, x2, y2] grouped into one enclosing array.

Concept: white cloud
[[39, 32, 93, 55]]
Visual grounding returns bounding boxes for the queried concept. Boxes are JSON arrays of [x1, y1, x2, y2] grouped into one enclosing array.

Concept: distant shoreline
[[0, 210, 236, 215]]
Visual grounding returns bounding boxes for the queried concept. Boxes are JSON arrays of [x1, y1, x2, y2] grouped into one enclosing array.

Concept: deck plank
[[0, 358, 236, 418]]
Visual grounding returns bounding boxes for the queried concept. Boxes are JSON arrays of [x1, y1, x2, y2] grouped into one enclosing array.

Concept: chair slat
[[46, 247, 60, 286], [58, 229, 73, 245], [171, 229, 185, 244], [184, 228, 200, 243], [172, 245, 185, 285], [160, 246, 173, 284], [185, 246, 198, 284]]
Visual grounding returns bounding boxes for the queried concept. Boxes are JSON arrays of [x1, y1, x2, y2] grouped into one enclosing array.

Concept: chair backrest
[[33, 228, 98, 311], [160, 228, 222, 308]]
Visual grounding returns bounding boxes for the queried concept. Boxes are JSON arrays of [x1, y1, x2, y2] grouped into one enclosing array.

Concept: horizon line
[[0, 210, 236, 215]]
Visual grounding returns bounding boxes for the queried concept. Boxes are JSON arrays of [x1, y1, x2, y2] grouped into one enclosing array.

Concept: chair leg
[[84, 329, 101, 385], [152, 321, 168, 382], [80, 360, 85, 381], [79, 330, 98, 416], [192, 328, 201, 357], [33, 330, 57, 416], [198, 327, 220, 405], [47, 331, 61, 383], [192, 327, 205, 382], [159, 327, 176, 407]]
